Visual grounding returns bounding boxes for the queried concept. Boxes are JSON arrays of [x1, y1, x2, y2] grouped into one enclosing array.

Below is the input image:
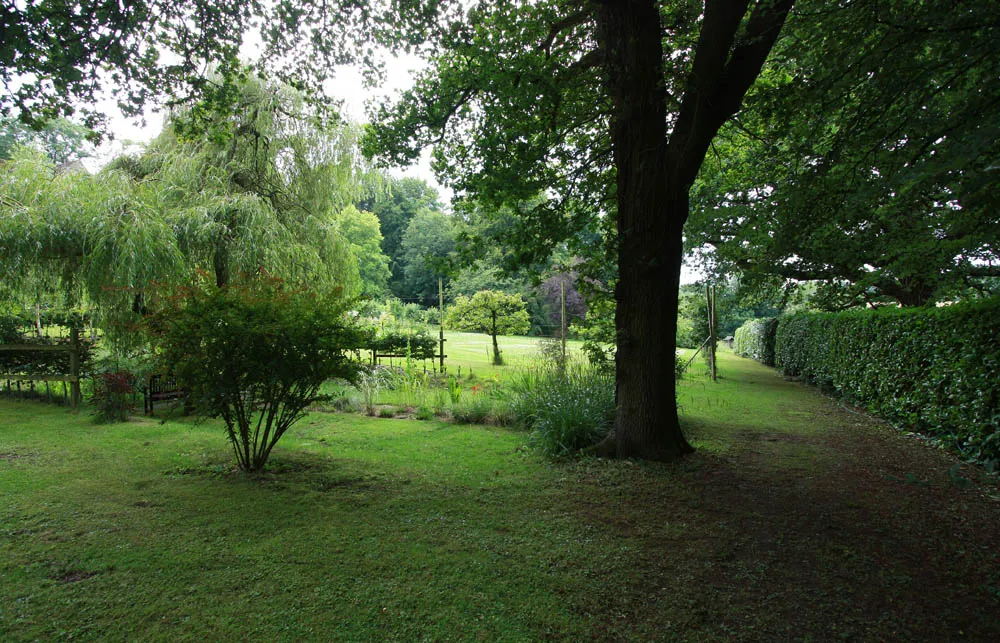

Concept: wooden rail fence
[[0, 328, 83, 407]]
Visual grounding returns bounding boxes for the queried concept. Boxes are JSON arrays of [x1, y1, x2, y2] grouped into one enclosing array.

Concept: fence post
[[560, 280, 567, 370], [438, 277, 446, 374], [706, 284, 717, 382], [69, 326, 81, 408]]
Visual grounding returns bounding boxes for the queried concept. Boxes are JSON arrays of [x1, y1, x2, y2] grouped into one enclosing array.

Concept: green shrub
[[733, 317, 779, 366], [451, 393, 494, 425], [355, 367, 395, 416], [0, 313, 22, 343], [145, 274, 367, 473], [370, 327, 438, 360], [88, 352, 149, 422], [504, 364, 615, 458], [538, 336, 568, 372], [90, 370, 137, 423], [774, 299, 1000, 467], [447, 375, 462, 404]]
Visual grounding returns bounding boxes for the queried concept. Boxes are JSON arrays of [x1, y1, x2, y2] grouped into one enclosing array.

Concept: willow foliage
[[0, 76, 382, 345]]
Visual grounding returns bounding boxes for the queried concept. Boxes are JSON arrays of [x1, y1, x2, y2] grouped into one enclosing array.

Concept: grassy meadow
[[371, 330, 587, 380], [2, 335, 998, 641]]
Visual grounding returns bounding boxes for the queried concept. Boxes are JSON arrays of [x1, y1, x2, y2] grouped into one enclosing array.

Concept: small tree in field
[[448, 290, 530, 365], [145, 273, 367, 472]]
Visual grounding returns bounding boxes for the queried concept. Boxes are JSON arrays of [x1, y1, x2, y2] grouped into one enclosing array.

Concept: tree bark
[[593, 0, 794, 460], [594, 0, 693, 460], [214, 241, 230, 288], [490, 311, 502, 365]]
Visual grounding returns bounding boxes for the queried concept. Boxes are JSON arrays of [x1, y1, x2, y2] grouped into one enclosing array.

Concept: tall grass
[[502, 363, 615, 458]]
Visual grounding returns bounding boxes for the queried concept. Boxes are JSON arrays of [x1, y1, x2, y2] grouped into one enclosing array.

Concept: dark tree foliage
[[358, 176, 444, 296], [367, 0, 794, 460], [400, 208, 456, 306], [1, 0, 447, 134], [688, 0, 1000, 308], [539, 271, 587, 330]]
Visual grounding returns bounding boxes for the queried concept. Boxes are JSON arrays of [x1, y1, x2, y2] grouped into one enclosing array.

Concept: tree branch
[[539, 8, 593, 59], [669, 0, 795, 187], [718, 0, 796, 114], [966, 265, 1000, 278]]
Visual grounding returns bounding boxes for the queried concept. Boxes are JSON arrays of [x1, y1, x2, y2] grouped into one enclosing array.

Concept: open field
[[372, 330, 587, 380], [2, 342, 998, 641]]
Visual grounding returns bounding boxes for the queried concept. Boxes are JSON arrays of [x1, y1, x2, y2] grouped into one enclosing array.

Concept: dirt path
[[570, 355, 1000, 641]]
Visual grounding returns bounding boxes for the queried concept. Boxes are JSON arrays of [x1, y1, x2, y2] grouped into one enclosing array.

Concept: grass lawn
[[371, 330, 585, 381], [2, 342, 998, 641]]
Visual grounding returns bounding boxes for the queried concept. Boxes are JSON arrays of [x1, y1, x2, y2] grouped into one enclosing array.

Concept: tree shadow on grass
[[562, 424, 1000, 641]]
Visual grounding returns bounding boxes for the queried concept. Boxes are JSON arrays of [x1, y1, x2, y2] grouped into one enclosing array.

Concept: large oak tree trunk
[[594, 0, 794, 460], [595, 0, 693, 460]]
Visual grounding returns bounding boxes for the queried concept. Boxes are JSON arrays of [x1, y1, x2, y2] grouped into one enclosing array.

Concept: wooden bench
[[143, 374, 184, 415]]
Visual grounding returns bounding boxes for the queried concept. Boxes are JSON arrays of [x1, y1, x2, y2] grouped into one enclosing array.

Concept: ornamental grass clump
[[506, 363, 615, 458], [145, 273, 367, 472]]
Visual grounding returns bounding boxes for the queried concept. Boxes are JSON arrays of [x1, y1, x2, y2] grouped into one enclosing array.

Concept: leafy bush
[[574, 296, 616, 373], [0, 313, 22, 343], [447, 375, 462, 404], [145, 274, 367, 472], [774, 299, 1000, 468], [87, 352, 150, 422], [91, 370, 137, 423], [451, 392, 494, 424], [537, 336, 568, 372], [370, 327, 438, 360], [733, 317, 779, 366], [387, 299, 440, 326], [355, 367, 395, 415], [504, 364, 615, 458], [675, 352, 687, 379]]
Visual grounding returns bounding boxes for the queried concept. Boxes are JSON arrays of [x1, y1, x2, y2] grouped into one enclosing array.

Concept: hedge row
[[733, 317, 779, 366], [371, 328, 438, 360], [772, 299, 999, 467]]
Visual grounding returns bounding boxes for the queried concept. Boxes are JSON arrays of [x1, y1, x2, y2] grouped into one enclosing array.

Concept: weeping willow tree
[[0, 75, 381, 345], [0, 146, 185, 339]]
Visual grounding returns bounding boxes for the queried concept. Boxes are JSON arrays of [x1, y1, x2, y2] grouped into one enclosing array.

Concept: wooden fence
[[0, 328, 83, 407]]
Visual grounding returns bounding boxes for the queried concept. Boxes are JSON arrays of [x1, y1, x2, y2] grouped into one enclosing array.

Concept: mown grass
[[375, 330, 585, 381], [2, 341, 998, 641], [1, 407, 628, 640]]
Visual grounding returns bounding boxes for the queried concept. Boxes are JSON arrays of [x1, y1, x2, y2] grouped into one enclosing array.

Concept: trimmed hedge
[[774, 299, 999, 467], [733, 317, 779, 366], [371, 328, 438, 360]]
